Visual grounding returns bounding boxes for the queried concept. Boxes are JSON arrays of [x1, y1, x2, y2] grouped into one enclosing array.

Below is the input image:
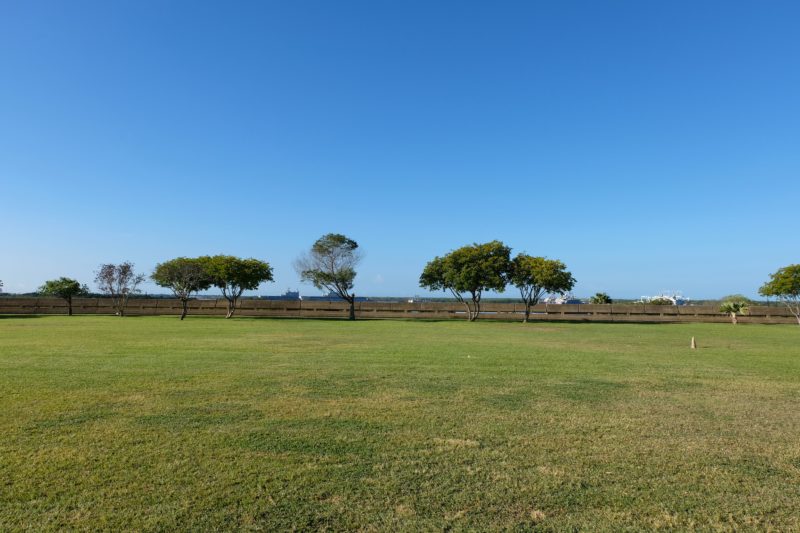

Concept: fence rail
[[0, 298, 797, 324]]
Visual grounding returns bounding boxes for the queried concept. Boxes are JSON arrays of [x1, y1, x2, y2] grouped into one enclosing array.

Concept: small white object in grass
[[691, 336, 697, 349]]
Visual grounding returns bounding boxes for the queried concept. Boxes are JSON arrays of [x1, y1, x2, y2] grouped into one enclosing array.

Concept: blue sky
[[1, 1, 798, 299]]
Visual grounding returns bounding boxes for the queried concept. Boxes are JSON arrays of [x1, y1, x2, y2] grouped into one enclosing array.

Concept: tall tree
[[509, 255, 575, 322], [294, 234, 362, 320], [38, 277, 88, 316], [419, 241, 511, 321], [151, 258, 213, 320], [94, 262, 145, 317], [201, 255, 273, 318], [759, 264, 800, 325]]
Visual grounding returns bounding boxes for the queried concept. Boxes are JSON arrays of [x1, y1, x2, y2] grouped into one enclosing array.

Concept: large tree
[[759, 264, 800, 325], [419, 241, 511, 321], [151, 258, 213, 320], [294, 233, 362, 320], [509, 255, 575, 322], [201, 255, 273, 318], [38, 277, 88, 316], [94, 262, 145, 317]]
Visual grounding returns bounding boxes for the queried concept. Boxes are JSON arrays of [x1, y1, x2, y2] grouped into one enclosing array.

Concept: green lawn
[[1, 316, 799, 531]]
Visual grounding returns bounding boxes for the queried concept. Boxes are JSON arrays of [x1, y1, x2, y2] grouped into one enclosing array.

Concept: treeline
[[4, 234, 800, 324], [419, 241, 574, 322], [29, 234, 361, 321]]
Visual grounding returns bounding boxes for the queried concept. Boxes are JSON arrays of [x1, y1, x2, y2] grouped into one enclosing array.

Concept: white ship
[[542, 293, 583, 305], [638, 292, 690, 305]]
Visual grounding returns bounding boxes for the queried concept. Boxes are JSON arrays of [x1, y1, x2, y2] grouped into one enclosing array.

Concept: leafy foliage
[[718, 294, 752, 304], [589, 292, 612, 304], [201, 255, 273, 318], [94, 262, 145, 317], [294, 234, 362, 320], [419, 241, 511, 321], [759, 264, 800, 325], [38, 277, 88, 315], [648, 297, 674, 305], [151, 258, 214, 320], [719, 299, 749, 324], [509, 254, 575, 322]]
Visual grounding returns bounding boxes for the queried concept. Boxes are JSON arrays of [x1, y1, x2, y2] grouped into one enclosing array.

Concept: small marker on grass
[[691, 336, 697, 349]]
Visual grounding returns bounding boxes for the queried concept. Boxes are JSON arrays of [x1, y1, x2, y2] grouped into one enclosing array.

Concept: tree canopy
[[419, 241, 511, 321], [508, 254, 575, 322], [719, 298, 749, 325], [38, 277, 88, 316], [648, 297, 674, 305], [589, 292, 612, 304], [201, 255, 273, 318], [718, 294, 752, 303], [152, 257, 213, 320], [94, 262, 145, 317], [294, 233, 362, 320], [759, 264, 800, 325]]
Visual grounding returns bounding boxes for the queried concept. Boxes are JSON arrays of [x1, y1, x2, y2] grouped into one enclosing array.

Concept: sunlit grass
[[1, 316, 799, 530]]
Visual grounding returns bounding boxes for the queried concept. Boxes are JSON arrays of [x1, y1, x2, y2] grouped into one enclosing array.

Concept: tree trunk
[[181, 299, 188, 321], [67, 297, 73, 316], [469, 297, 480, 322], [460, 300, 471, 321], [225, 298, 235, 319], [523, 302, 531, 323], [731, 312, 737, 325], [348, 296, 355, 321]]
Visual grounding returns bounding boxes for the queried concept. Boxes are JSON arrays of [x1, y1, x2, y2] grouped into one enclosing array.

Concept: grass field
[[1, 316, 799, 531]]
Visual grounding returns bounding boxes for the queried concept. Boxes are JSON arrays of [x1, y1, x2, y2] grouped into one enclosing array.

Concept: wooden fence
[[0, 298, 797, 324]]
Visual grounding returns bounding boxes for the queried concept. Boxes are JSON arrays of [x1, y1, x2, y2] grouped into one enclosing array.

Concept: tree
[[719, 298, 749, 325], [419, 241, 511, 321], [151, 258, 213, 320], [648, 297, 674, 305], [294, 234, 362, 320], [759, 264, 800, 325], [719, 294, 752, 303], [38, 277, 88, 316], [94, 262, 145, 317], [589, 292, 612, 304], [508, 254, 575, 322], [201, 255, 273, 318]]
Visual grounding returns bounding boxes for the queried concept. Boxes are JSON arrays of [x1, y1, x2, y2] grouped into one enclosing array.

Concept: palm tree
[[589, 292, 612, 304], [719, 299, 749, 325]]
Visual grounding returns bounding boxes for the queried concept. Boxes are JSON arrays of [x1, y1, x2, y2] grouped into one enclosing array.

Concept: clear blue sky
[[1, 1, 798, 299]]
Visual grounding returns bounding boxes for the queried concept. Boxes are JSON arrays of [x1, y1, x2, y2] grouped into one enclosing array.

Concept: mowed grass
[[1, 316, 800, 531]]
